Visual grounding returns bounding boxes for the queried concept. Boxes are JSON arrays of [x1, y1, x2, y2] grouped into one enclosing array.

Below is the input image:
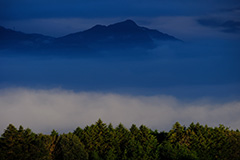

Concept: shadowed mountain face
[[0, 20, 180, 54], [55, 20, 180, 50], [0, 26, 54, 50]]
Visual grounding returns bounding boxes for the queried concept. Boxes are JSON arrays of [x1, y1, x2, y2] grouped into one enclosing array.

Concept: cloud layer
[[0, 88, 239, 134]]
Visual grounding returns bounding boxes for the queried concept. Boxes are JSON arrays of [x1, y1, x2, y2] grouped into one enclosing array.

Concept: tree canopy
[[0, 120, 239, 160]]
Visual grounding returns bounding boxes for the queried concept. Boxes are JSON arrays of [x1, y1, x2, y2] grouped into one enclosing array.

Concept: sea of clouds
[[0, 88, 239, 134]]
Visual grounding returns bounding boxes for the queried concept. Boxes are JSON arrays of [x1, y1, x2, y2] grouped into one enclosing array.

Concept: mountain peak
[[108, 19, 139, 29]]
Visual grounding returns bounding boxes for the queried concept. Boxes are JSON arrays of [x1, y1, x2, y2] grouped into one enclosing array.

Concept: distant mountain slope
[[55, 20, 180, 50], [0, 26, 53, 49], [0, 20, 181, 53]]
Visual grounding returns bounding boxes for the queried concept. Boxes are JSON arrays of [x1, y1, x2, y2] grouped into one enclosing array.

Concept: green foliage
[[157, 141, 198, 160], [54, 133, 88, 160], [0, 121, 239, 160], [50, 129, 59, 137], [0, 124, 50, 160]]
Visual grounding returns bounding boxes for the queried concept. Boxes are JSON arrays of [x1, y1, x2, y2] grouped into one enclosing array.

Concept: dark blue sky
[[1, 0, 240, 39], [1, 0, 239, 18]]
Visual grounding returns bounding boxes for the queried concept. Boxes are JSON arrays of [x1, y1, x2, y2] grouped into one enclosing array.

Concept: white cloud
[[0, 88, 239, 134]]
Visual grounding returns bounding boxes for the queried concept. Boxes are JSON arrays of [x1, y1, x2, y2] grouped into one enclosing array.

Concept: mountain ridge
[[0, 20, 181, 53]]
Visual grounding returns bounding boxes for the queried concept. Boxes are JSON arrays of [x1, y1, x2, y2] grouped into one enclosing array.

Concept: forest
[[0, 119, 239, 160]]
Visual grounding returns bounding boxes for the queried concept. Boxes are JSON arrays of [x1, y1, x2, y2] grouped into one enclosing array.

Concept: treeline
[[0, 119, 239, 160]]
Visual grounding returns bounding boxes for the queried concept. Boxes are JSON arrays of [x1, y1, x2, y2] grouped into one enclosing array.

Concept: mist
[[0, 88, 239, 134]]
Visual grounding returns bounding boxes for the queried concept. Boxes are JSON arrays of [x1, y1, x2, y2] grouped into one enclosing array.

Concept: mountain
[[55, 20, 180, 50], [0, 20, 181, 53], [0, 26, 53, 50]]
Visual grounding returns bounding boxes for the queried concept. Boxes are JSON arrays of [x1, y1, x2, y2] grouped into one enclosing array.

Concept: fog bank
[[0, 88, 239, 133]]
